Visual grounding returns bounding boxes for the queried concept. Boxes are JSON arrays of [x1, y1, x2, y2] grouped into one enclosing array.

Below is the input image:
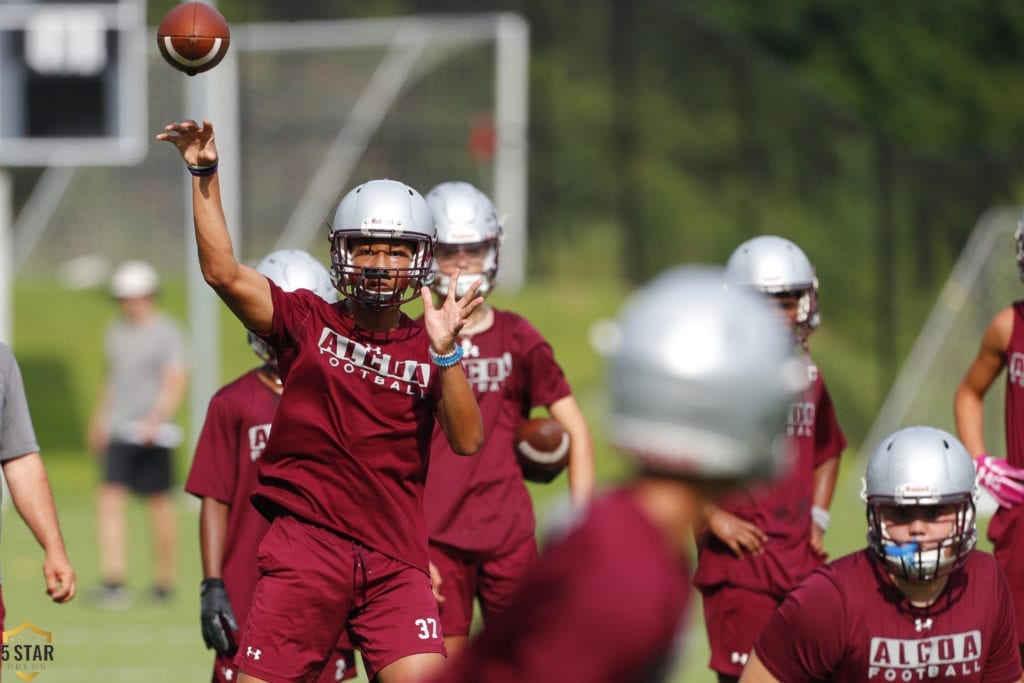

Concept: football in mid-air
[[514, 418, 570, 483], [156, 2, 231, 76]]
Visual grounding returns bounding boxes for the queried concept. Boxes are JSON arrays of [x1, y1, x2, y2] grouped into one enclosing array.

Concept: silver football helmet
[[608, 265, 807, 481], [1014, 212, 1024, 282], [249, 249, 338, 366], [426, 181, 503, 298], [862, 426, 978, 582], [328, 179, 435, 310], [725, 235, 820, 344]]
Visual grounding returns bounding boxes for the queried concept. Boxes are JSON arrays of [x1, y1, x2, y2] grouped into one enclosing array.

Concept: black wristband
[[187, 160, 219, 177]]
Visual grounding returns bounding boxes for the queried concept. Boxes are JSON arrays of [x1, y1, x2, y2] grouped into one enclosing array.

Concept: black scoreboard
[[0, 0, 146, 166]]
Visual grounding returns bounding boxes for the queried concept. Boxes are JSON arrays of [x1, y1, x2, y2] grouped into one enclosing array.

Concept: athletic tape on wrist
[[811, 505, 831, 533]]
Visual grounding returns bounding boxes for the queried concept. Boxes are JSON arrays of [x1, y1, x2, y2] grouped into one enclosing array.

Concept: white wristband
[[811, 505, 830, 533]]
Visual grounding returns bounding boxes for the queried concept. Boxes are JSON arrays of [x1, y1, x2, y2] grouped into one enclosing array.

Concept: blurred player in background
[[87, 259, 188, 609], [434, 265, 807, 682], [421, 181, 595, 659], [693, 235, 847, 682], [185, 250, 356, 683], [0, 342, 76, 620], [954, 213, 1024, 661], [740, 426, 1022, 682], [158, 119, 484, 683]]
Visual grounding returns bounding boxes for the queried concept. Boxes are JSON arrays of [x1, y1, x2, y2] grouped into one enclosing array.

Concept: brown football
[[514, 418, 570, 483], [156, 2, 231, 76]]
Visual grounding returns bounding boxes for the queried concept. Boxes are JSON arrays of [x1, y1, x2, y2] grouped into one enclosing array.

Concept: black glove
[[200, 578, 238, 654]]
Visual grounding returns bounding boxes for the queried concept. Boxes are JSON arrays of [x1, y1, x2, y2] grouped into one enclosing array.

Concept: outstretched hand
[[421, 268, 483, 354], [156, 119, 219, 166]]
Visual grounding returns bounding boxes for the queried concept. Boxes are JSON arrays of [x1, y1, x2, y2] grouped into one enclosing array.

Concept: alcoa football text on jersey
[[868, 630, 982, 679], [317, 327, 431, 398], [463, 351, 512, 393]]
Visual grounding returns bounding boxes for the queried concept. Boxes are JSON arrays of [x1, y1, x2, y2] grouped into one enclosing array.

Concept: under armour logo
[[366, 345, 382, 355], [730, 651, 749, 665], [915, 618, 933, 632], [460, 339, 480, 358], [221, 667, 234, 681], [246, 646, 262, 660]]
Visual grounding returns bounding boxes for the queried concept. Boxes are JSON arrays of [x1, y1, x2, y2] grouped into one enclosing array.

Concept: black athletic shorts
[[104, 441, 173, 494]]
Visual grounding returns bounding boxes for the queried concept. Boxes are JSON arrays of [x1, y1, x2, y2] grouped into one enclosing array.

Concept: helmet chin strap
[[797, 328, 812, 353]]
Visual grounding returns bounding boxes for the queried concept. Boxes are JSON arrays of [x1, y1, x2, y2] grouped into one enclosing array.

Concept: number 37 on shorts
[[415, 618, 440, 640]]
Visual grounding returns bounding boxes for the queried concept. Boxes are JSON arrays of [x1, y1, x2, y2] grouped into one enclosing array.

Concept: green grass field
[[0, 274, 996, 682]]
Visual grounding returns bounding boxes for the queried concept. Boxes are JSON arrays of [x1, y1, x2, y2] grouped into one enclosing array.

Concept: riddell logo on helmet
[[897, 484, 936, 497], [448, 229, 479, 241], [362, 217, 404, 227]]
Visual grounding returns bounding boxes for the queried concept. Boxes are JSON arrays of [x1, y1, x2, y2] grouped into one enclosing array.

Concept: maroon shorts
[[701, 585, 781, 676], [215, 646, 356, 682], [429, 538, 539, 637], [233, 515, 444, 681]]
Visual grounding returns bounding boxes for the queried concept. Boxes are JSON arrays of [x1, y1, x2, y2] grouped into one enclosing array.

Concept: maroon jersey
[[424, 309, 572, 554], [988, 300, 1024, 644], [693, 357, 846, 595], [1004, 301, 1024, 470], [754, 549, 1021, 682], [251, 283, 442, 571], [185, 370, 277, 627], [434, 488, 692, 683]]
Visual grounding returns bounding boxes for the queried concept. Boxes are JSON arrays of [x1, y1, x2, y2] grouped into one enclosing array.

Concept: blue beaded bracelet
[[187, 160, 219, 177], [429, 344, 464, 367]]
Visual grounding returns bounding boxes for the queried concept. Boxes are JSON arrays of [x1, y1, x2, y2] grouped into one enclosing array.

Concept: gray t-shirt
[[0, 342, 39, 463], [0, 342, 41, 584], [104, 312, 187, 443]]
